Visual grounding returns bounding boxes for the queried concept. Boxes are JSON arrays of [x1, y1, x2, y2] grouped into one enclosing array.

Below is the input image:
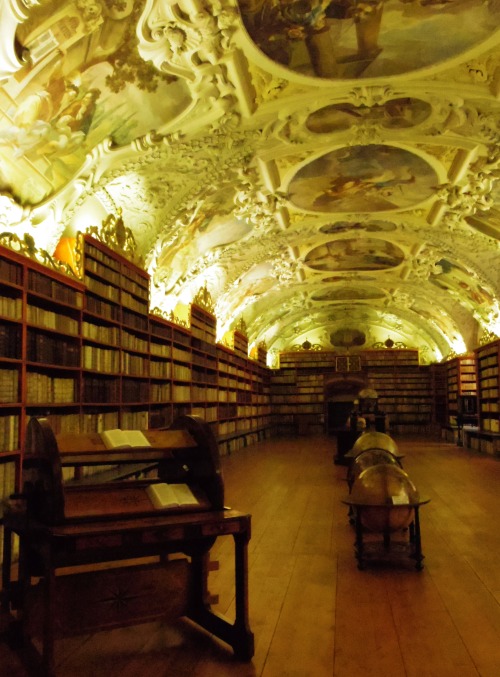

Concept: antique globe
[[347, 448, 401, 491], [346, 431, 402, 459], [350, 464, 419, 532]]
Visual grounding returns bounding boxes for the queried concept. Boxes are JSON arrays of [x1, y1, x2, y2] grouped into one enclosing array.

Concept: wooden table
[[2, 507, 254, 676]]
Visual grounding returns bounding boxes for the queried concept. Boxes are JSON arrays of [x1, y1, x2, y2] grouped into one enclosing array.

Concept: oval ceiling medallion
[[288, 145, 438, 213], [238, 1, 500, 80], [311, 286, 386, 301], [319, 220, 396, 235], [330, 328, 366, 348], [305, 238, 404, 272], [306, 99, 431, 133]]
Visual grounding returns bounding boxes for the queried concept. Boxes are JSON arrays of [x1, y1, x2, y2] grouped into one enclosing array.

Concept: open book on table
[[100, 429, 151, 450], [146, 482, 200, 509]]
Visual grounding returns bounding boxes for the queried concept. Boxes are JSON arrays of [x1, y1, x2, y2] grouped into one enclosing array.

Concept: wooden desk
[[1, 415, 254, 676], [2, 508, 253, 675], [341, 497, 430, 571]]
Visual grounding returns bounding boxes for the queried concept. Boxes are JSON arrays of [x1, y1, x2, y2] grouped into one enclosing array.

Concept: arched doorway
[[325, 375, 368, 434]]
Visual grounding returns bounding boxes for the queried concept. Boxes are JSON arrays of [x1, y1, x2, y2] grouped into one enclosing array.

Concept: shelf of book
[[148, 315, 174, 428], [0, 244, 87, 500], [429, 362, 448, 428], [443, 354, 478, 429], [270, 350, 434, 435], [0, 237, 276, 528], [475, 339, 500, 438], [81, 234, 150, 432], [190, 303, 217, 345]]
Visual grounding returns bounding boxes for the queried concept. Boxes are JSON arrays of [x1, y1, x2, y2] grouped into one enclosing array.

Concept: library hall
[[1, 2, 500, 676]]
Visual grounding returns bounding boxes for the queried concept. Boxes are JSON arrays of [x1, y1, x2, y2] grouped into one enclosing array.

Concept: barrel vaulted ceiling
[[1, 1, 500, 365]]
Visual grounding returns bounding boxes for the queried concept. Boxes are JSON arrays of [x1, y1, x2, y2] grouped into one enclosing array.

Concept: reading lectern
[[1, 415, 254, 676]]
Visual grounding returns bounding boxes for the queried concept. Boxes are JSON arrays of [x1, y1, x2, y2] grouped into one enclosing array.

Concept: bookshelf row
[[269, 357, 434, 433], [2, 228, 500, 519], [475, 340, 500, 434], [0, 237, 273, 503], [272, 346, 500, 447]]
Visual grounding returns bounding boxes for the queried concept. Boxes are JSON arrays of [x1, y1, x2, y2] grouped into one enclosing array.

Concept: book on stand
[[100, 429, 151, 449], [146, 482, 200, 509]]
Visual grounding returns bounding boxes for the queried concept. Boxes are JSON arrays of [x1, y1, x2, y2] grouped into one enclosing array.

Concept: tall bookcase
[[445, 354, 477, 427], [190, 303, 218, 428], [0, 245, 86, 562], [0, 249, 23, 566], [0, 237, 273, 499], [475, 340, 500, 434], [270, 348, 433, 435], [429, 362, 448, 428], [82, 234, 150, 433]]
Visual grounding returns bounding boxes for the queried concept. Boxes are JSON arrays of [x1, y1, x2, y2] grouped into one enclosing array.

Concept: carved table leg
[[187, 529, 254, 660]]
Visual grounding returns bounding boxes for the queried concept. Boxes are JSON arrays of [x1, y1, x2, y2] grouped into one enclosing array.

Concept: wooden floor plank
[[333, 555, 406, 677], [3, 433, 500, 676]]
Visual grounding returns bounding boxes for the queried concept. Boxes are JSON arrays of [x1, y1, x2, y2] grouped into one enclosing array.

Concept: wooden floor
[[2, 433, 500, 676]]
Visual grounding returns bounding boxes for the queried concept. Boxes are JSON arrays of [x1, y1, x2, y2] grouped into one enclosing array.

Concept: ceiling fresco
[[0, 1, 191, 204], [287, 145, 438, 212], [304, 238, 405, 271], [305, 98, 432, 133], [311, 286, 387, 301], [319, 220, 397, 234], [238, 0, 500, 79], [0, 0, 500, 364]]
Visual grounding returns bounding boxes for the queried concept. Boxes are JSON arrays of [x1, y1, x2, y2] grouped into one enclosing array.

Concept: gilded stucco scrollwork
[[0, 231, 76, 277], [192, 283, 215, 314], [136, 0, 240, 97], [2, 0, 500, 360], [437, 175, 496, 228], [86, 209, 139, 263]]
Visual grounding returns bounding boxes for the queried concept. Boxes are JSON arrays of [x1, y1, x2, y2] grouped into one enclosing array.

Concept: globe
[[346, 431, 402, 459], [347, 448, 401, 490], [350, 464, 419, 532]]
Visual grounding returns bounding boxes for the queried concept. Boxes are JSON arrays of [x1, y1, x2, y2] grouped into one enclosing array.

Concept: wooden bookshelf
[[0, 237, 276, 518], [0, 244, 86, 558], [271, 349, 433, 435], [82, 234, 151, 432], [469, 339, 500, 454], [444, 354, 477, 427], [429, 362, 448, 428]]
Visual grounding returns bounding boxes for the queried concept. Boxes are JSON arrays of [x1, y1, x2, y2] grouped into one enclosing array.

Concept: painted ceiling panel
[[0, 0, 499, 365]]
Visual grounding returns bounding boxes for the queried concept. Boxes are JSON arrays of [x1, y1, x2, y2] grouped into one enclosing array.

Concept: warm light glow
[[174, 302, 190, 325], [449, 335, 467, 355], [54, 237, 78, 275], [484, 304, 500, 338]]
